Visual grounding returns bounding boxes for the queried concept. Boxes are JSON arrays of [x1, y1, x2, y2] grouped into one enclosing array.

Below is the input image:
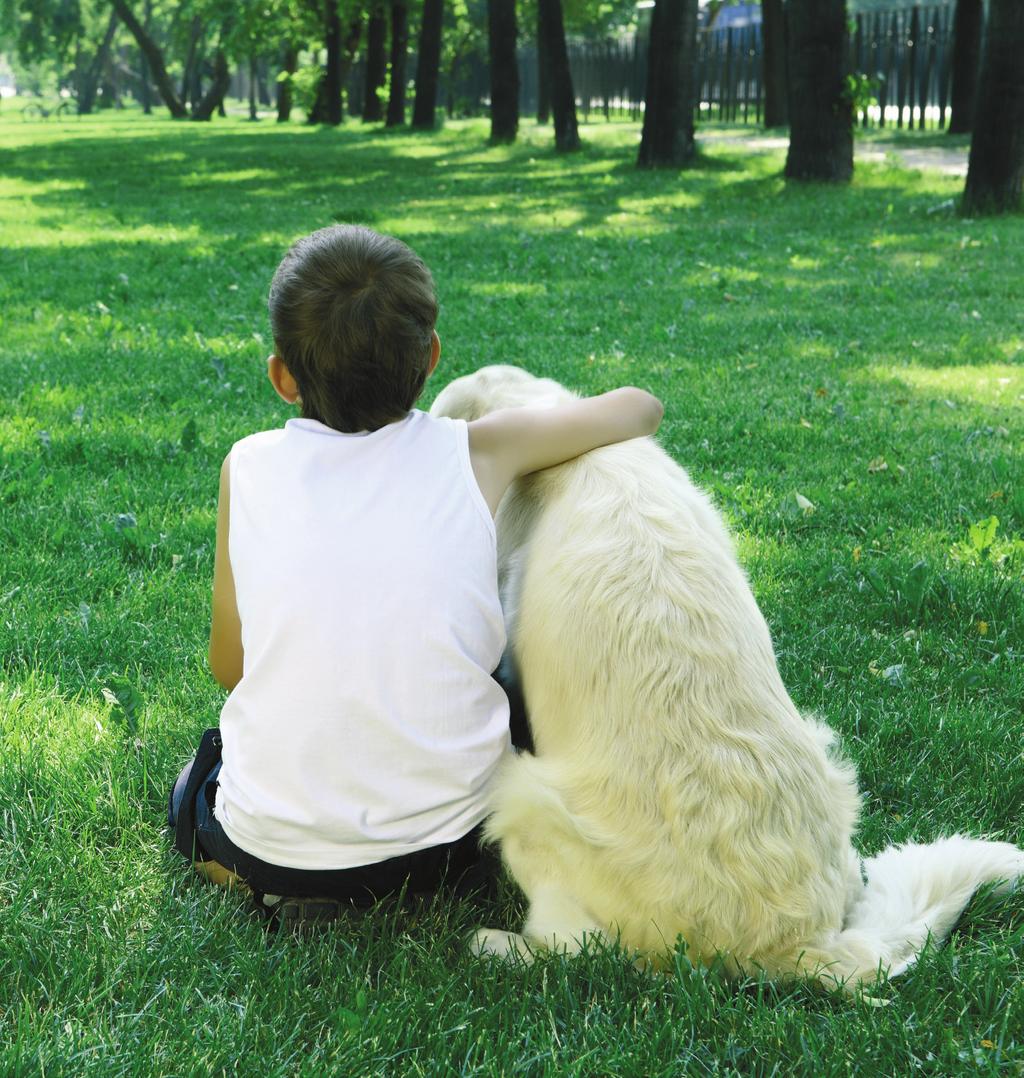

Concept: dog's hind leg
[[470, 885, 604, 962]]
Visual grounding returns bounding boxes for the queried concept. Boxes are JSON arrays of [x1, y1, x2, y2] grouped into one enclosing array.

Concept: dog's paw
[[468, 927, 534, 963]]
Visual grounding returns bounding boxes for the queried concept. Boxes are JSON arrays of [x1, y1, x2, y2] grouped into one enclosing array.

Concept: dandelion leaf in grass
[[101, 677, 143, 735], [902, 560, 930, 621], [968, 515, 999, 554]]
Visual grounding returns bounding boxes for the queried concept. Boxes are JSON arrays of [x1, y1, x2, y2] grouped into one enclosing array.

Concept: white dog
[[431, 364, 1023, 992]]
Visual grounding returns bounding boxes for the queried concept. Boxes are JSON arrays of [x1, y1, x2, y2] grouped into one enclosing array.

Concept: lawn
[[0, 108, 1021, 1076]]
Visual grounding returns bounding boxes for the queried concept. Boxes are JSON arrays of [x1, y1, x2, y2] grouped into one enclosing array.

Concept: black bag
[[168, 727, 222, 861]]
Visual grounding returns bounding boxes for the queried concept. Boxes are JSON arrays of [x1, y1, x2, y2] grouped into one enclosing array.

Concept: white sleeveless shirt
[[214, 410, 510, 870]]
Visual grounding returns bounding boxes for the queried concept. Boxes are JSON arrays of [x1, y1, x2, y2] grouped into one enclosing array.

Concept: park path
[[702, 132, 968, 176]]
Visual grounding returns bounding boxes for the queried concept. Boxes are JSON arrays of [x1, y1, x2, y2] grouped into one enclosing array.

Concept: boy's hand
[[468, 387, 663, 516]]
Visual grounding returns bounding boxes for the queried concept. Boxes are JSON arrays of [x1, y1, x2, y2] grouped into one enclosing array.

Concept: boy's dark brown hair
[[268, 225, 438, 432]]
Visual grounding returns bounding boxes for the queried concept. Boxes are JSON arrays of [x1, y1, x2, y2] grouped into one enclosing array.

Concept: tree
[[307, 1, 345, 124], [338, 16, 363, 115], [363, 1, 387, 121], [322, 2, 344, 123], [948, 0, 982, 135], [784, 0, 852, 183], [226, 0, 295, 122], [137, 0, 152, 113], [111, 0, 188, 116], [5, 0, 128, 113], [179, 13, 203, 108], [295, 0, 357, 123], [192, 46, 230, 120], [277, 43, 298, 121], [486, 0, 517, 142], [538, 0, 578, 150], [111, 0, 238, 120], [385, 0, 408, 126], [637, 0, 697, 167], [411, 0, 442, 128], [962, 0, 1024, 214], [4, 0, 80, 76], [76, 7, 119, 112], [535, 2, 549, 123], [761, 0, 787, 128]]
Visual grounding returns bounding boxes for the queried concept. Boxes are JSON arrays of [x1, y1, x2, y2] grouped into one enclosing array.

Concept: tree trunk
[[412, 0, 443, 128], [962, 0, 1024, 214], [310, 11, 353, 124], [784, 0, 852, 183], [180, 16, 202, 103], [948, 0, 982, 134], [248, 56, 258, 119], [188, 45, 205, 111], [386, 0, 409, 126], [340, 18, 363, 116], [637, 0, 698, 167], [277, 44, 298, 122], [487, 0, 518, 142], [538, 0, 578, 150], [536, 1, 550, 123], [191, 48, 230, 121], [257, 59, 271, 105], [78, 10, 119, 114], [762, 0, 788, 128], [363, 3, 388, 121], [110, 0, 188, 118], [139, 0, 153, 113], [324, 3, 344, 124]]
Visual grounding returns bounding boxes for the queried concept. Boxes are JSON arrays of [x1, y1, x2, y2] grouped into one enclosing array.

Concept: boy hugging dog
[[168, 224, 662, 924]]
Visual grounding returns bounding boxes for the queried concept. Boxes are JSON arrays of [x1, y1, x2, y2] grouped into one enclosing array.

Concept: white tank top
[[214, 411, 510, 870]]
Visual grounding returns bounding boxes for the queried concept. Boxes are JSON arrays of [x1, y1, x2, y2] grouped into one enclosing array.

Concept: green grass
[[1, 108, 1021, 1076]]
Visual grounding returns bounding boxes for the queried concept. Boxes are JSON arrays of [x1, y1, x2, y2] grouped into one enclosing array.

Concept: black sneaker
[[257, 893, 343, 934]]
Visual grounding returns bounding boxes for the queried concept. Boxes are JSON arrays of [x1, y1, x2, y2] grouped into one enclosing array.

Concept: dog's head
[[430, 364, 575, 421]]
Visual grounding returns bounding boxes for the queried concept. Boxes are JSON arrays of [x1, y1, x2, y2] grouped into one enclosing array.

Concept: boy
[[169, 224, 662, 925]]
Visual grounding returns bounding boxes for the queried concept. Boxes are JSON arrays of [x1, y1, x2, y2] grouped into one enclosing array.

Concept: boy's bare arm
[[468, 387, 663, 515], [209, 454, 244, 692]]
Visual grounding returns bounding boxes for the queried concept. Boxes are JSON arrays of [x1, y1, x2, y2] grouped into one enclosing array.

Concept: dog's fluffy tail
[[804, 836, 1023, 991]]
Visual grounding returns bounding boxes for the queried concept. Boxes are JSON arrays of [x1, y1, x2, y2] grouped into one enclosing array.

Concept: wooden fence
[[853, 4, 956, 128], [345, 2, 959, 130]]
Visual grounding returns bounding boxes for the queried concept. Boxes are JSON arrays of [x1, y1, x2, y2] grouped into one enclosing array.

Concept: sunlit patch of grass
[[869, 362, 1023, 407]]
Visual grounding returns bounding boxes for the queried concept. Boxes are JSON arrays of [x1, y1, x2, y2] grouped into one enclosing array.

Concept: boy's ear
[[267, 354, 301, 405], [427, 330, 441, 377]]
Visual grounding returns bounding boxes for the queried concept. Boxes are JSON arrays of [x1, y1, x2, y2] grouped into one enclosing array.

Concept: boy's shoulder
[[232, 425, 290, 451]]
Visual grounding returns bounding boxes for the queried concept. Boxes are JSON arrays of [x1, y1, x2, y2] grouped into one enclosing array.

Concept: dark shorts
[[167, 665, 527, 905], [167, 753, 493, 906]]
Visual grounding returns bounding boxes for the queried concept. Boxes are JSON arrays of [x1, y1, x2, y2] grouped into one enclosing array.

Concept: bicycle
[[21, 99, 80, 121]]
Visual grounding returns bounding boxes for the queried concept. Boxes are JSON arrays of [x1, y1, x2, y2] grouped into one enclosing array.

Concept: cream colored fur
[[431, 365, 1024, 992]]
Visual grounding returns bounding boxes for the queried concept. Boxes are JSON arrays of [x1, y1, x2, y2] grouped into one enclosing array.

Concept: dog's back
[[498, 434, 861, 965]]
